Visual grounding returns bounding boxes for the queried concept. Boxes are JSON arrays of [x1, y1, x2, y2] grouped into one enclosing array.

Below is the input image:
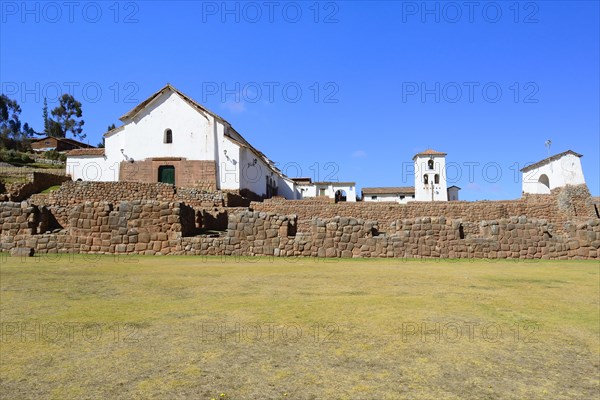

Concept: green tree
[[0, 94, 35, 150], [97, 124, 115, 147], [42, 97, 49, 134], [49, 94, 85, 139]]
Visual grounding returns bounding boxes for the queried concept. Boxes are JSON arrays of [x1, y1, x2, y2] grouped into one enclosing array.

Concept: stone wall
[[29, 181, 250, 208], [119, 159, 217, 190], [1, 202, 598, 259], [221, 212, 599, 260], [1, 200, 195, 255], [0, 172, 70, 202], [251, 185, 597, 233]]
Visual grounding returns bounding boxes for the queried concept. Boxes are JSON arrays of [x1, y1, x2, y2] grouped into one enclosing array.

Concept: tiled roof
[[520, 150, 583, 172], [414, 149, 447, 157], [32, 136, 93, 148], [361, 186, 415, 195], [66, 148, 105, 156]]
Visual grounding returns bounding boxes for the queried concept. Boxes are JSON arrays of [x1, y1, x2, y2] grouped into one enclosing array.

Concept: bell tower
[[413, 149, 448, 201]]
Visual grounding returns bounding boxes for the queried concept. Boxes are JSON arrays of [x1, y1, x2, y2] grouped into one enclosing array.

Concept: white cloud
[[221, 101, 247, 114]]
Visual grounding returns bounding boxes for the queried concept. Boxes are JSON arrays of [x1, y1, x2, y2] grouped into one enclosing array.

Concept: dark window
[[423, 174, 429, 184], [371, 196, 377, 200], [164, 129, 173, 143], [428, 159, 434, 170], [158, 165, 175, 185], [434, 174, 440, 184], [400, 195, 405, 200]]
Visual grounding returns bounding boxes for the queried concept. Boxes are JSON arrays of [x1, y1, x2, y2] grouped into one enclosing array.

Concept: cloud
[[466, 182, 482, 191], [221, 101, 247, 114], [352, 150, 367, 158]]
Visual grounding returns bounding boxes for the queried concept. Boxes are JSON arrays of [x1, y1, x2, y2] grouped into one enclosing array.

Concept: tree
[[0, 94, 22, 140], [42, 97, 49, 134], [49, 94, 85, 139], [97, 124, 115, 147], [0, 94, 35, 150]]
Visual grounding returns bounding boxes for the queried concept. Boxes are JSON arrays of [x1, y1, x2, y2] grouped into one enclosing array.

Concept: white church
[[363, 149, 461, 203], [520, 150, 586, 194], [67, 84, 308, 199]]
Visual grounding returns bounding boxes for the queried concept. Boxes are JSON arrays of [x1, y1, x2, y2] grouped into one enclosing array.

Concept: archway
[[537, 174, 550, 194], [335, 189, 347, 203]]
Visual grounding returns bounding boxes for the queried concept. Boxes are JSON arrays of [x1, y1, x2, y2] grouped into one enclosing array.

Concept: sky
[[1, 0, 598, 200]]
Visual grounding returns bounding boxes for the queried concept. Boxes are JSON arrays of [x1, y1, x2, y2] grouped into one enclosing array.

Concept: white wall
[[300, 182, 356, 202], [414, 155, 448, 201], [277, 176, 299, 199], [217, 138, 241, 190], [522, 153, 586, 194], [66, 155, 115, 181], [363, 193, 415, 204], [108, 91, 214, 163], [239, 147, 270, 196]]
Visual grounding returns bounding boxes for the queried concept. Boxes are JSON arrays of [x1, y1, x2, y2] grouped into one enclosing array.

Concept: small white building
[[361, 187, 415, 203], [413, 149, 449, 201], [520, 150, 585, 194], [447, 185, 461, 201], [292, 178, 357, 202], [66, 84, 299, 199]]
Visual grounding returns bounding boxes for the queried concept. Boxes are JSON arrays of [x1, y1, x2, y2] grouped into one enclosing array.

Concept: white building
[[413, 149, 449, 201], [361, 187, 415, 203], [66, 84, 299, 199], [292, 178, 356, 202], [520, 150, 585, 194], [447, 185, 461, 201]]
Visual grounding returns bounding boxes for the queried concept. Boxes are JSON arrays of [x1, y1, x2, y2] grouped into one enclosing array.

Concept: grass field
[[1, 255, 598, 399]]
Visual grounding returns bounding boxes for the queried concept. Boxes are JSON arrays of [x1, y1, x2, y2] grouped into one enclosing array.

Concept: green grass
[[1, 256, 598, 399], [40, 185, 62, 194]]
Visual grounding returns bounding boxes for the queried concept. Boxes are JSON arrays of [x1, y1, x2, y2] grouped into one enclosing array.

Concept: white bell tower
[[413, 149, 448, 201]]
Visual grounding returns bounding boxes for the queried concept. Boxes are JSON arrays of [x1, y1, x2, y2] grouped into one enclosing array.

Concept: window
[[319, 188, 326, 196], [371, 196, 377, 200], [428, 159, 434, 170], [423, 174, 429, 184], [411, 195, 415, 198], [45, 140, 51, 145], [400, 195, 405, 200], [434, 174, 440, 184], [164, 129, 173, 143]]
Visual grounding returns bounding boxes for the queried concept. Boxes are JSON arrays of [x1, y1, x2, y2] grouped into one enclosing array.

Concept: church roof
[[119, 84, 228, 124], [520, 150, 583, 172], [412, 149, 447, 160]]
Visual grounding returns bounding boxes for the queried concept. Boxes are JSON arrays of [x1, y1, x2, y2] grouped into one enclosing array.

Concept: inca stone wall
[[0, 172, 70, 202], [251, 185, 597, 233], [29, 181, 229, 206], [1, 203, 599, 259], [1, 183, 598, 259]]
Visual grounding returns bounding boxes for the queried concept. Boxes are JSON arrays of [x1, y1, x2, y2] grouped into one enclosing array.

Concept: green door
[[158, 165, 175, 185]]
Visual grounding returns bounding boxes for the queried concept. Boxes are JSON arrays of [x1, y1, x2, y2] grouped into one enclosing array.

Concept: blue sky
[[1, 1, 598, 199]]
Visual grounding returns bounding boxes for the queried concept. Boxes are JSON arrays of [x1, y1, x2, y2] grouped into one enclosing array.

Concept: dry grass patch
[[1, 256, 598, 399]]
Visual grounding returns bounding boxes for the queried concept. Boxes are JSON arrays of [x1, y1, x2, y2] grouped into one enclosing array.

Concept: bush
[[44, 150, 61, 160], [0, 148, 35, 164]]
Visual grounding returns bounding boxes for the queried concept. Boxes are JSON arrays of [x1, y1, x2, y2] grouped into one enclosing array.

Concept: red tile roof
[[413, 149, 447, 159], [66, 148, 105, 156], [361, 186, 415, 195]]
